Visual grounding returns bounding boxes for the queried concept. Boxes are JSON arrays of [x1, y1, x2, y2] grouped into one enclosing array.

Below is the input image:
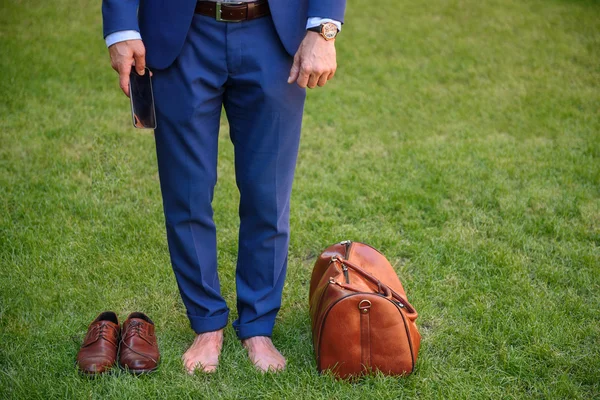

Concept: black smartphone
[[129, 67, 156, 129]]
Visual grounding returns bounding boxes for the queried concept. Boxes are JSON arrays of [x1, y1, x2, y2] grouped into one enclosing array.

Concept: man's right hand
[[109, 39, 147, 97]]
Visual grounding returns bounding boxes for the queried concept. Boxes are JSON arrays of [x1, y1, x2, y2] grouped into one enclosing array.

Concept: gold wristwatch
[[307, 22, 339, 41]]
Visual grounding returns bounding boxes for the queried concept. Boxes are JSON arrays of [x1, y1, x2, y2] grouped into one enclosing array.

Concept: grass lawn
[[1, 0, 599, 398]]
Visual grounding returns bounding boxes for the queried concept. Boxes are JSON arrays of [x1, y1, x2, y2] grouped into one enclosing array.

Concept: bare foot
[[242, 336, 286, 373], [182, 329, 224, 374]]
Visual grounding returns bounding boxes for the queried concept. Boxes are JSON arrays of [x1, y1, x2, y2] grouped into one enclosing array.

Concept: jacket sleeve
[[102, 0, 140, 38], [307, 0, 346, 24]]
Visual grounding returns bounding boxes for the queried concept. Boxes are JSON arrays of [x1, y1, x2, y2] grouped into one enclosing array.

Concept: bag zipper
[[339, 240, 352, 259], [339, 240, 386, 257], [338, 240, 352, 283], [341, 264, 349, 284]]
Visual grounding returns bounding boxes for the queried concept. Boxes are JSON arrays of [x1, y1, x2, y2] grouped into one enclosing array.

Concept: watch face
[[321, 23, 338, 40]]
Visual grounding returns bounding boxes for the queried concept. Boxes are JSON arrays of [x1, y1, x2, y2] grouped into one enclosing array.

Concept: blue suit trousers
[[152, 14, 306, 339]]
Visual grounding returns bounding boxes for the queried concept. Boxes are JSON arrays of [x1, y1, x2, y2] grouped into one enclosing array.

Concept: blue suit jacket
[[102, 0, 346, 70]]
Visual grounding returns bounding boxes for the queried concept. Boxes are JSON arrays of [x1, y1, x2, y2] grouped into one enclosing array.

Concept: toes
[[268, 364, 284, 373], [202, 364, 218, 373], [184, 359, 197, 374], [250, 355, 286, 373], [184, 357, 219, 374], [184, 356, 199, 373], [243, 340, 287, 373], [182, 360, 226, 374], [256, 362, 285, 373], [182, 331, 224, 375]]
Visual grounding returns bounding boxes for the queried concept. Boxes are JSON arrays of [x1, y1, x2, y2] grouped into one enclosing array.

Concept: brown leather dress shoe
[[76, 311, 120, 375], [119, 312, 160, 374]]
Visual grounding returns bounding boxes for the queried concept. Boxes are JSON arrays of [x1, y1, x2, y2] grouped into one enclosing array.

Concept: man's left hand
[[288, 31, 337, 89]]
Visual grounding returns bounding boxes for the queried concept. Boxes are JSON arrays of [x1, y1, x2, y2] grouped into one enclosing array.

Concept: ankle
[[194, 329, 224, 344], [197, 329, 224, 337], [242, 336, 275, 350]]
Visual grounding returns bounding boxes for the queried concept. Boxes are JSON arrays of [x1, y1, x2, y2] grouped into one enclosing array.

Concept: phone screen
[[129, 68, 156, 129]]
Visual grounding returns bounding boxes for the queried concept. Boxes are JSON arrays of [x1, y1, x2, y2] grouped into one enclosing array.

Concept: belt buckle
[[216, 2, 244, 22]]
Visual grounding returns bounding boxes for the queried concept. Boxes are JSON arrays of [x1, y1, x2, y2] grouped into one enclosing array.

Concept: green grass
[[1, 0, 599, 398]]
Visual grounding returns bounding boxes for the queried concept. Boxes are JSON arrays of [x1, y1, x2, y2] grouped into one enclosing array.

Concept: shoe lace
[[93, 322, 115, 345], [120, 321, 158, 364], [127, 321, 143, 337], [97, 323, 108, 339]]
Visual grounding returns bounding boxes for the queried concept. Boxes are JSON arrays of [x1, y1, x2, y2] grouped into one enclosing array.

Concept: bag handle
[[331, 256, 416, 313], [333, 280, 393, 300]]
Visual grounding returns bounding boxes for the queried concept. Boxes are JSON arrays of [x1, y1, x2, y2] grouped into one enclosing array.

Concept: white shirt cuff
[[105, 30, 142, 48], [306, 18, 342, 32]]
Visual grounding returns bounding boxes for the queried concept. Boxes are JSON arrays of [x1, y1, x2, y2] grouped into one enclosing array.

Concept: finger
[[119, 62, 132, 97], [134, 49, 146, 75], [287, 56, 300, 84], [296, 67, 310, 88], [327, 68, 336, 81], [110, 58, 119, 73], [307, 72, 320, 89], [317, 73, 328, 87]]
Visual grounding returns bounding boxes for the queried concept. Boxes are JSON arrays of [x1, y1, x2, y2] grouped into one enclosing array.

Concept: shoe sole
[[118, 363, 159, 375], [76, 361, 157, 377], [76, 365, 117, 378]]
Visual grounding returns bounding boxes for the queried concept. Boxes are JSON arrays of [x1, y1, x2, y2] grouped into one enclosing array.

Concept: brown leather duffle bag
[[309, 241, 421, 378]]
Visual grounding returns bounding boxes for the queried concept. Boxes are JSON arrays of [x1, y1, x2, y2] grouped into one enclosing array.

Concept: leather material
[[309, 241, 421, 378], [195, 1, 270, 22], [119, 312, 160, 373], [359, 301, 371, 369], [76, 311, 120, 375]]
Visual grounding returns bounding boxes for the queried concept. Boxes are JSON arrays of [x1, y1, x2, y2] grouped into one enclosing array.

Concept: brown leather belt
[[195, 1, 270, 22]]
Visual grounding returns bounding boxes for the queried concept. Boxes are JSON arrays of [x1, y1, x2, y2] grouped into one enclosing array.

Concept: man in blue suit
[[102, 0, 346, 373]]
